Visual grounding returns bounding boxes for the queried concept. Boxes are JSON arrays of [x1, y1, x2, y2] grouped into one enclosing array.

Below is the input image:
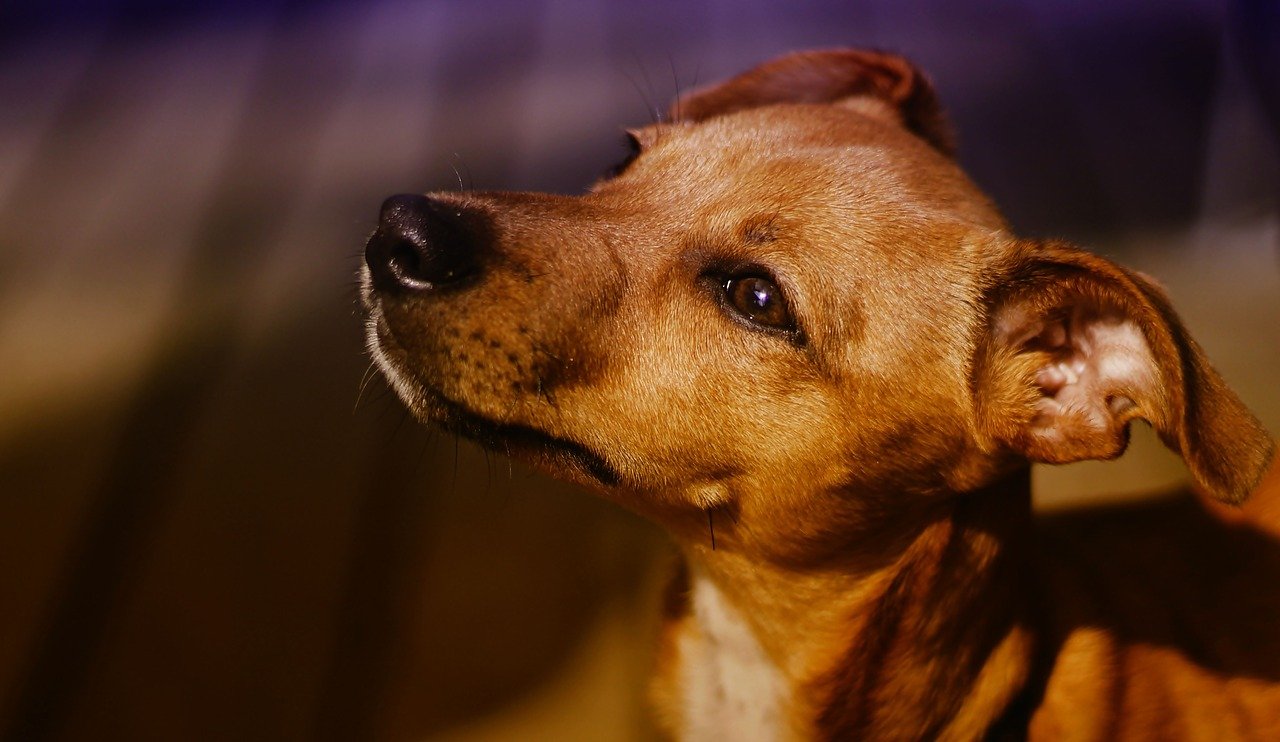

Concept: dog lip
[[426, 387, 621, 487]]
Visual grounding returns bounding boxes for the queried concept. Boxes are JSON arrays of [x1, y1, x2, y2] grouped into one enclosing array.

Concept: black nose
[[364, 194, 482, 293]]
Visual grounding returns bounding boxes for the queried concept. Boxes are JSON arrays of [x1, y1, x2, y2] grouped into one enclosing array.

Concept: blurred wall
[[1, 1, 1277, 740]]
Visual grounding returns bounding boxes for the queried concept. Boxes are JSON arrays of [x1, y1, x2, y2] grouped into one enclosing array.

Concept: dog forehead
[[677, 102, 906, 148], [608, 105, 1001, 234], [640, 110, 910, 194]]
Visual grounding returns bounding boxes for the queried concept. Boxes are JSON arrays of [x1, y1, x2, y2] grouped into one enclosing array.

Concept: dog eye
[[603, 131, 643, 179], [725, 275, 793, 330]]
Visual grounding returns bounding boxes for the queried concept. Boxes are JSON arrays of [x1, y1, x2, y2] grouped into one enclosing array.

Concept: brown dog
[[361, 49, 1279, 740]]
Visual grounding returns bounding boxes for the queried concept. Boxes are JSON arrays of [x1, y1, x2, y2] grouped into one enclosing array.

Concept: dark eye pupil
[[726, 275, 791, 329]]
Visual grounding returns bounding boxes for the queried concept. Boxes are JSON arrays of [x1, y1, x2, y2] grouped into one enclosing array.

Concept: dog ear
[[974, 240, 1274, 504], [672, 48, 954, 155]]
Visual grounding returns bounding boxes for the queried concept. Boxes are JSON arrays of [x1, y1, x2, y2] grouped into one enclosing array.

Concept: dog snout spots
[[433, 323, 547, 404]]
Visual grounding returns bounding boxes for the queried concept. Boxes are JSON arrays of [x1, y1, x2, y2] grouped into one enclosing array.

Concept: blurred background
[[1, 0, 1277, 740]]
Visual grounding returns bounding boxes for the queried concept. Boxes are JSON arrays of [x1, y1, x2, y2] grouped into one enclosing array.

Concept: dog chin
[[364, 317, 429, 411]]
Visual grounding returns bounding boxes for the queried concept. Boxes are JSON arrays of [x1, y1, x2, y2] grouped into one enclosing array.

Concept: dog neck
[[662, 469, 1039, 740]]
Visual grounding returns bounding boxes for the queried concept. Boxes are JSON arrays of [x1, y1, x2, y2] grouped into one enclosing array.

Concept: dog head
[[362, 49, 1272, 561]]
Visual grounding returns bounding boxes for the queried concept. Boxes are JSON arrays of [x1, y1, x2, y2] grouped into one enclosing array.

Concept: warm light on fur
[[363, 48, 1278, 740]]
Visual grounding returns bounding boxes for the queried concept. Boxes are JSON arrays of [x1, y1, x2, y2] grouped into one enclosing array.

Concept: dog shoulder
[[1030, 493, 1280, 738]]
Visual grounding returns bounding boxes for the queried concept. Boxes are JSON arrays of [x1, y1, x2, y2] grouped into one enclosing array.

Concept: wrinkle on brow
[[739, 212, 782, 245]]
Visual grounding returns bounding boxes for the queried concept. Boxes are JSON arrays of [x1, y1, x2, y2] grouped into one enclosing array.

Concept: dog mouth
[[365, 301, 620, 487], [427, 389, 620, 486]]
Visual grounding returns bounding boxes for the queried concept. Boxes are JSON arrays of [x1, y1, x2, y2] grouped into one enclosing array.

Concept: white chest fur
[[677, 571, 790, 741]]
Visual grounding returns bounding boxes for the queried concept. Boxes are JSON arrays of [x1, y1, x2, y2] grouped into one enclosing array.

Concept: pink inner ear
[[1019, 307, 1157, 443]]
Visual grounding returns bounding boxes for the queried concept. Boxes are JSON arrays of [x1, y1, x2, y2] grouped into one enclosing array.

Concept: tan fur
[[362, 48, 1278, 740]]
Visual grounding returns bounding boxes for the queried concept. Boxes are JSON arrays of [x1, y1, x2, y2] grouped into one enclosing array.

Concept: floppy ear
[[974, 240, 1274, 504], [672, 48, 954, 156]]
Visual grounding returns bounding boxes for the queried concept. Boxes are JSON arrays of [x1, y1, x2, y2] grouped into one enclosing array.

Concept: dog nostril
[[386, 239, 424, 284], [364, 193, 483, 293]]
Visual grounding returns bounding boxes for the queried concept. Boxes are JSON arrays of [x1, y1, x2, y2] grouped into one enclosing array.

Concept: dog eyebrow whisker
[[625, 52, 664, 125], [688, 59, 701, 110], [668, 53, 682, 123], [449, 162, 465, 192], [450, 151, 474, 192]]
